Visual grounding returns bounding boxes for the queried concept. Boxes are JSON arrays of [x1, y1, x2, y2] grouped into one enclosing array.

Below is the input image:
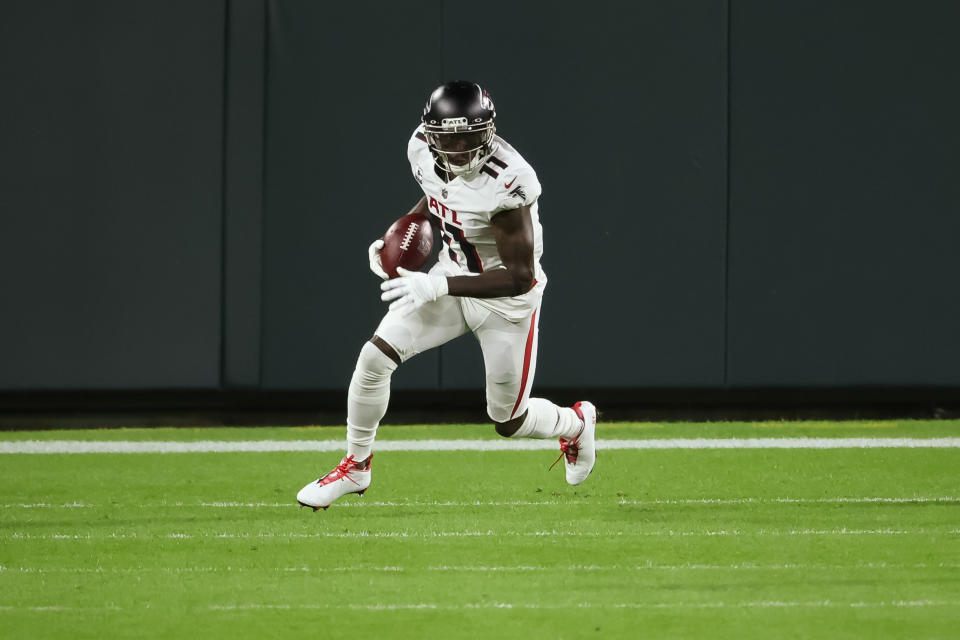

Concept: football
[[380, 212, 433, 278]]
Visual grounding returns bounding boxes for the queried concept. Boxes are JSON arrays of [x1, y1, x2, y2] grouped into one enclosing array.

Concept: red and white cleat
[[296, 455, 372, 511], [552, 401, 597, 485]]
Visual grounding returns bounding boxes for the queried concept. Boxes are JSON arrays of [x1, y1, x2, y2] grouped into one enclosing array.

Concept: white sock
[[346, 342, 398, 461], [511, 397, 583, 440]]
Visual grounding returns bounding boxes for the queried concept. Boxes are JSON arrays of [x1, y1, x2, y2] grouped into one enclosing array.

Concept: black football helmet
[[422, 81, 497, 177]]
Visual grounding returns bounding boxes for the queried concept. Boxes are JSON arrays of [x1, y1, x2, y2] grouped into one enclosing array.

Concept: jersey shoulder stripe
[[481, 154, 507, 178], [415, 131, 427, 143], [480, 164, 499, 178]]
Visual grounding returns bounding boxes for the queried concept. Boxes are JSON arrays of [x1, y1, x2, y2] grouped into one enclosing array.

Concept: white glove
[[380, 267, 449, 314], [368, 239, 388, 280]]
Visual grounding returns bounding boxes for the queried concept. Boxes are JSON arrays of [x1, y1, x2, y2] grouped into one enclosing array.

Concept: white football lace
[[400, 223, 419, 250]]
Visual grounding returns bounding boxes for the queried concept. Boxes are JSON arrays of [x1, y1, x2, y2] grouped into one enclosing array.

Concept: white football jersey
[[407, 125, 547, 321]]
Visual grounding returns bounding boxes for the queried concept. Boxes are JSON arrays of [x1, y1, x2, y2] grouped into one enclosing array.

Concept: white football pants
[[345, 284, 583, 462], [374, 292, 540, 423]]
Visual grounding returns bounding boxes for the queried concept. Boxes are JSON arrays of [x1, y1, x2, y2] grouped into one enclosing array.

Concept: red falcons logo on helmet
[[481, 90, 493, 110]]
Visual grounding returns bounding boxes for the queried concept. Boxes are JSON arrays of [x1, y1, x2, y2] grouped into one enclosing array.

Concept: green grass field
[[2, 420, 959, 639]]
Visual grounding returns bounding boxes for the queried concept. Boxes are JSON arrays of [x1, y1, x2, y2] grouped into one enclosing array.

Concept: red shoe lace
[[549, 437, 579, 471], [317, 455, 361, 487]]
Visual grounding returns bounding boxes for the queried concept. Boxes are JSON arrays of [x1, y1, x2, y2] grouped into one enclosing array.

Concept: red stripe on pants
[[509, 309, 538, 419]]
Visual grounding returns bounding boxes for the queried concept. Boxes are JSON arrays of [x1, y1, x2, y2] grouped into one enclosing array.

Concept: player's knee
[[352, 340, 399, 387], [371, 335, 402, 366]]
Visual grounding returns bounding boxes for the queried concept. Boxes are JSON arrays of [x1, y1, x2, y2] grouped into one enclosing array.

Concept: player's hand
[[368, 239, 388, 280], [380, 267, 449, 314]]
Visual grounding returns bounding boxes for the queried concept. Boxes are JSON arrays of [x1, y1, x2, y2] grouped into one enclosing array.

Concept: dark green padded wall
[[438, 0, 727, 389], [0, 1, 225, 389], [727, 1, 960, 385], [3, 1, 958, 393], [260, 0, 444, 390], [261, 0, 727, 390]]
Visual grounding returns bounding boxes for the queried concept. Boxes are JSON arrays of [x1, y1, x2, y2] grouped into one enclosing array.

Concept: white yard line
[[2, 437, 960, 454], [4, 527, 951, 541], [13, 561, 959, 574], [632, 496, 960, 505], [0, 605, 123, 612], [2, 600, 957, 613], [4, 496, 959, 509]]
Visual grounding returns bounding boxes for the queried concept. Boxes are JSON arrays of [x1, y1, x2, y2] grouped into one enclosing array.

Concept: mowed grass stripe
[[1, 420, 957, 443], [2, 431, 958, 639], [3, 437, 960, 454]]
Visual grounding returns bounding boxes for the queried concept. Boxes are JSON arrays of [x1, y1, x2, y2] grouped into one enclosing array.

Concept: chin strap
[[429, 137, 499, 179]]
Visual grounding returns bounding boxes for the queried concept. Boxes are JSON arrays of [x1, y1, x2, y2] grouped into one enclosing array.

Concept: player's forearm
[[407, 196, 429, 216], [446, 266, 533, 299]]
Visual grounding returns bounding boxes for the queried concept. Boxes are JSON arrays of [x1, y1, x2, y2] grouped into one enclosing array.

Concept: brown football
[[380, 212, 433, 278]]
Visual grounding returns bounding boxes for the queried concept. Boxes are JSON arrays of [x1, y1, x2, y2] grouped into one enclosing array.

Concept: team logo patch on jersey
[[415, 167, 423, 184], [509, 185, 527, 201], [441, 188, 448, 199]]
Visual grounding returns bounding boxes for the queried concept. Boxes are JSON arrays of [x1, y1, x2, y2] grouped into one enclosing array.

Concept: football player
[[297, 81, 597, 510]]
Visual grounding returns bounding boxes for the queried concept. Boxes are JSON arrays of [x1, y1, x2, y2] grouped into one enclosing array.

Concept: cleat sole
[[296, 489, 365, 511], [297, 499, 330, 512]]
